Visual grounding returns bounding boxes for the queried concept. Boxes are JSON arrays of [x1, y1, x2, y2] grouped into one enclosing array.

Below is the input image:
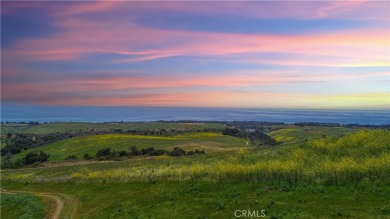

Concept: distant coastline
[[2, 104, 389, 125]]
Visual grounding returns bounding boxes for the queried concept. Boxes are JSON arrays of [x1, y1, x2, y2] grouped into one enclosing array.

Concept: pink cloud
[[3, 82, 388, 108], [3, 1, 388, 67], [53, 1, 122, 16], [3, 17, 388, 67], [2, 1, 389, 108], [2, 70, 387, 103]]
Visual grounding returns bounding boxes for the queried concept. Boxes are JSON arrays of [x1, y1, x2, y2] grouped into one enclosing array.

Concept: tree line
[[1, 151, 50, 169], [82, 146, 205, 161], [221, 128, 279, 146]]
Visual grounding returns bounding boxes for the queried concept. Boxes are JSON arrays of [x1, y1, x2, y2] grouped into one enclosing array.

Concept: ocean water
[[1, 104, 389, 125]]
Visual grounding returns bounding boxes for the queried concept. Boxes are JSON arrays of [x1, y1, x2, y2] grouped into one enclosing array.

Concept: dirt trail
[[0, 189, 63, 219]]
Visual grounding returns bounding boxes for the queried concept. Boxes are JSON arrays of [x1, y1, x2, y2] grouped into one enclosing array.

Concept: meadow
[[1, 122, 389, 218], [2, 181, 390, 219], [11, 132, 247, 161], [0, 192, 51, 219], [1, 122, 225, 134]]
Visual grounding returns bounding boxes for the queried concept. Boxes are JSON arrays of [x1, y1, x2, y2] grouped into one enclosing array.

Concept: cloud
[[2, 68, 388, 106], [3, 1, 388, 68], [4, 1, 387, 20], [3, 82, 388, 109], [2, 1, 389, 108], [3, 17, 388, 68]]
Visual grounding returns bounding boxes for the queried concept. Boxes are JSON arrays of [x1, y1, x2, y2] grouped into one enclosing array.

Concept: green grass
[[12, 132, 247, 161], [4, 130, 389, 185], [2, 125, 389, 218], [1, 122, 225, 134], [0, 192, 51, 219], [269, 126, 356, 145], [2, 181, 389, 219]]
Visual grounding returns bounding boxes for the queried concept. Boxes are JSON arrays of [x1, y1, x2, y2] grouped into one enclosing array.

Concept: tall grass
[[11, 132, 246, 161], [0, 193, 48, 219], [3, 130, 389, 185]]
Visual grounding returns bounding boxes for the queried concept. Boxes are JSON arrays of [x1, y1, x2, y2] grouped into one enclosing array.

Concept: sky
[[1, 1, 389, 109]]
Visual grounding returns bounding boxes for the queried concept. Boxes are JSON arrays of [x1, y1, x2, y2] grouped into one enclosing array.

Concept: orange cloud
[[4, 83, 388, 109], [2, 70, 388, 107]]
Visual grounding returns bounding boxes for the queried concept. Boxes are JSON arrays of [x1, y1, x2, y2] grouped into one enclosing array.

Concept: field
[[1, 122, 225, 134], [0, 192, 52, 219], [1, 122, 389, 218], [269, 126, 354, 145], [2, 181, 390, 219], [12, 132, 247, 161]]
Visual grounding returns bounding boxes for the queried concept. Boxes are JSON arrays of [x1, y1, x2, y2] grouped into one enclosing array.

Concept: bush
[[118, 150, 130, 157], [222, 128, 240, 136], [170, 147, 186, 156], [24, 151, 50, 165], [149, 149, 167, 156], [130, 146, 142, 156], [84, 153, 93, 160], [65, 155, 77, 160], [141, 147, 157, 155], [96, 148, 112, 158], [1, 151, 51, 168], [187, 149, 205, 155]]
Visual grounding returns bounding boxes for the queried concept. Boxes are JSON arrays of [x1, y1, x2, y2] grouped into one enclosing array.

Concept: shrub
[[187, 149, 205, 155], [84, 153, 93, 160], [1, 151, 51, 168], [170, 147, 186, 156], [65, 155, 77, 160], [141, 147, 156, 155], [149, 149, 167, 156], [24, 151, 50, 165], [130, 146, 142, 156], [96, 148, 112, 158], [118, 150, 130, 157]]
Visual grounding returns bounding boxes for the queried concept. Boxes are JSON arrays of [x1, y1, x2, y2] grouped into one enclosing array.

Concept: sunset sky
[[1, 1, 389, 109]]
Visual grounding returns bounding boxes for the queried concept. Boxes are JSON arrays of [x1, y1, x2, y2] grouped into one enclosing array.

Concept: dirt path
[[0, 189, 64, 219]]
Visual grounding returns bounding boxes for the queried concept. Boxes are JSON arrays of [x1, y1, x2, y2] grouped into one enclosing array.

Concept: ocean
[[1, 104, 389, 125]]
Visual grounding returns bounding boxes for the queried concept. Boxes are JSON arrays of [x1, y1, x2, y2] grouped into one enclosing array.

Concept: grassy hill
[[2, 180, 389, 219], [269, 126, 355, 145], [0, 192, 50, 219], [1, 125, 389, 218], [12, 132, 247, 161], [1, 122, 226, 134], [5, 129, 389, 184]]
